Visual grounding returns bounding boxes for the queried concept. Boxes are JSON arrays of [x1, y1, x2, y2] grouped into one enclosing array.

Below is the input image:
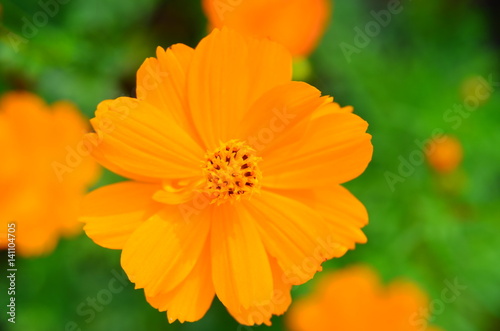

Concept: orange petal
[[0, 113, 27, 226], [211, 203, 274, 311], [382, 281, 430, 331], [286, 298, 327, 331], [228, 258, 292, 326], [262, 111, 373, 189], [243, 190, 344, 286], [136, 44, 201, 142], [187, 27, 292, 149], [80, 181, 161, 249], [13, 219, 59, 257], [84, 141, 157, 183], [202, 0, 330, 57], [282, 185, 368, 250], [152, 178, 204, 205], [145, 242, 215, 323], [0, 91, 53, 182], [89, 97, 204, 180], [121, 205, 211, 296], [310, 266, 380, 331], [237, 81, 329, 152], [311, 101, 354, 119]]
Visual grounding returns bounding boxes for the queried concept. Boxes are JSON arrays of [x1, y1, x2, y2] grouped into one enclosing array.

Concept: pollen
[[202, 140, 262, 205]]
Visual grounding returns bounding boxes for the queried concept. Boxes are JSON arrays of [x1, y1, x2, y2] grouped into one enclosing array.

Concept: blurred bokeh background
[[0, 0, 499, 330]]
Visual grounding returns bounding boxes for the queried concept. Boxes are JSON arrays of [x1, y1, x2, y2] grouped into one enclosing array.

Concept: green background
[[0, 0, 499, 330]]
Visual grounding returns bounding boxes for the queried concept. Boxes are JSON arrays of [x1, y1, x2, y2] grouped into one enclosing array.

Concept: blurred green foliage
[[1, 0, 499, 330]]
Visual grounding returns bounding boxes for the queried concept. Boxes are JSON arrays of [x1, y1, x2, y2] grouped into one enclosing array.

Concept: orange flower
[[202, 0, 330, 57], [80, 28, 372, 325], [426, 135, 463, 174], [0, 92, 99, 256], [287, 266, 444, 331]]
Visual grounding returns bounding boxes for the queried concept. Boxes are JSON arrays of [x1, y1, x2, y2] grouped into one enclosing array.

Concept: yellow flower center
[[202, 140, 262, 205]]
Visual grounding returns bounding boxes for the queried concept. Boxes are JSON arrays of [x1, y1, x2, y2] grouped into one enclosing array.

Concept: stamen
[[201, 140, 262, 205]]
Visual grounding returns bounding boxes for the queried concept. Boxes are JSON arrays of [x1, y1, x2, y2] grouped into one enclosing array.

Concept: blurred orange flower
[[80, 28, 372, 325], [426, 135, 463, 174], [287, 266, 444, 331], [460, 75, 492, 106], [0, 91, 99, 256], [201, 0, 330, 57]]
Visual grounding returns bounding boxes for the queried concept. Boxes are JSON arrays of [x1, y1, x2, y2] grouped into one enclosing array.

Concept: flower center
[[202, 140, 262, 205]]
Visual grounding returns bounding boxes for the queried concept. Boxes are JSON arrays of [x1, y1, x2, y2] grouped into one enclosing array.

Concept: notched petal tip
[[155, 46, 166, 56]]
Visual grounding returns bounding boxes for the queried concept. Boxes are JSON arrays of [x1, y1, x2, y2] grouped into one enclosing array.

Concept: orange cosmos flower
[[80, 28, 372, 325], [287, 266, 444, 331], [426, 135, 463, 174], [0, 91, 99, 256], [202, 0, 330, 57]]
